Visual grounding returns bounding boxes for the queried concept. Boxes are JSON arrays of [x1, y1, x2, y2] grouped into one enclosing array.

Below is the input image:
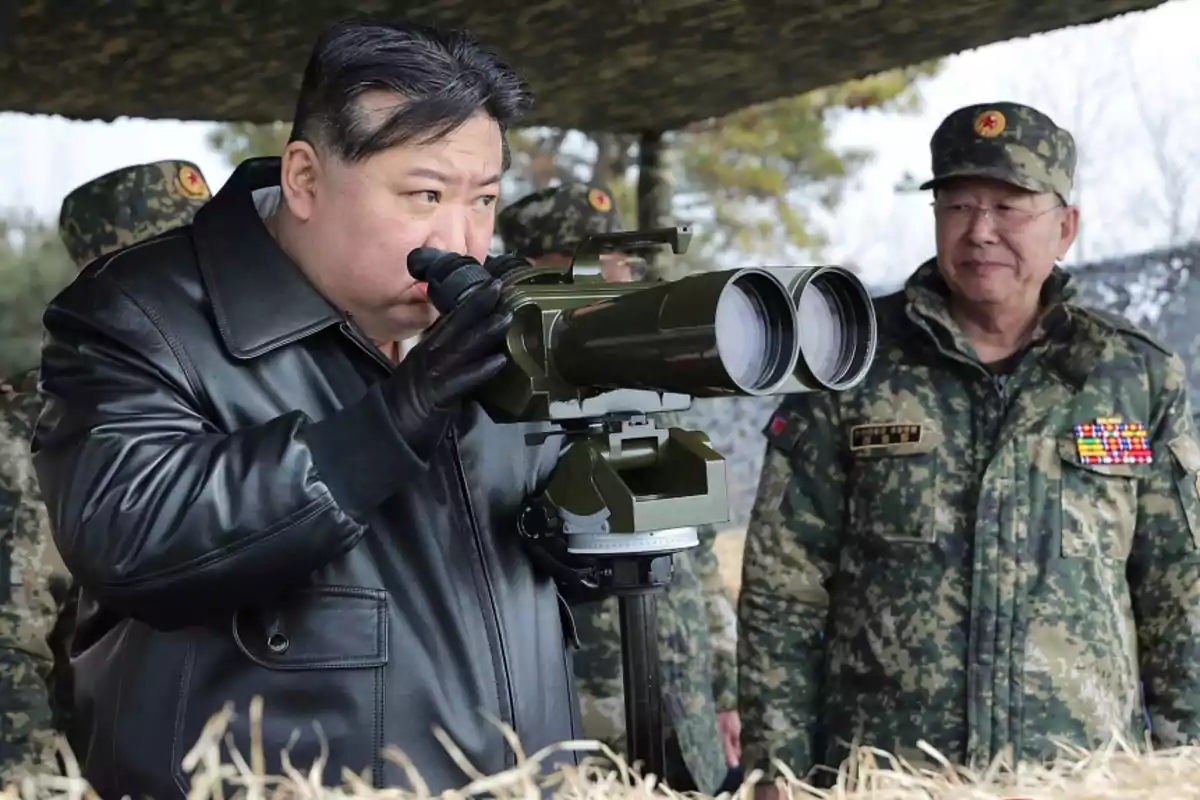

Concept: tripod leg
[[619, 591, 666, 782]]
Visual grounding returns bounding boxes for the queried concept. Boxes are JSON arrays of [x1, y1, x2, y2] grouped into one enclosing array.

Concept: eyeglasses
[[932, 201, 1063, 231]]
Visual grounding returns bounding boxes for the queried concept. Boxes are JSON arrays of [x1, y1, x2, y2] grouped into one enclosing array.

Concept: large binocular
[[409, 225, 877, 423]]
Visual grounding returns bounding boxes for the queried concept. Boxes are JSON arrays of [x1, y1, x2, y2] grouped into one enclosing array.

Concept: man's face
[[933, 177, 1079, 310], [528, 251, 635, 283], [599, 253, 635, 283], [280, 104, 503, 342]]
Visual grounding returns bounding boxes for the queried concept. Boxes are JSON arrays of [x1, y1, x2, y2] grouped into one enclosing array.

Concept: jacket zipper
[[449, 426, 518, 756], [909, 312, 1014, 766], [338, 321, 519, 756]]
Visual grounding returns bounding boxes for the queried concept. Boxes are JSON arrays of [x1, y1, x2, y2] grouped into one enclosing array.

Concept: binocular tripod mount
[[518, 415, 730, 781]]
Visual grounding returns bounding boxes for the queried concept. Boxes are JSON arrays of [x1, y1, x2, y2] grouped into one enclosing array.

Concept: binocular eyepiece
[[407, 247, 493, 314]]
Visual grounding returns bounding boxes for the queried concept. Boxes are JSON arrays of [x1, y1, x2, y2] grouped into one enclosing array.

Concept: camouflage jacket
[[570, 415, 738, 794], [0, 368, 70, 782], [738, 259, 1200, 778]]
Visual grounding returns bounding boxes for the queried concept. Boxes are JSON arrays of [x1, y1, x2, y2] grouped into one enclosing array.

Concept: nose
[[423, 208, 470, 256], [966, 207, 1000, 245]]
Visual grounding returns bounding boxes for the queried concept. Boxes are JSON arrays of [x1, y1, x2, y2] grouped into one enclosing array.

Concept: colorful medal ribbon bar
[[1073, 416, 1152, 465]]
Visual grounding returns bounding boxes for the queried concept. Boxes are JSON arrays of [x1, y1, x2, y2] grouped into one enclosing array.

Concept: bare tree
[[995, 25, 1128, 264], [1122, 44, 1200, 249], [1054, 42, 1123, 263]]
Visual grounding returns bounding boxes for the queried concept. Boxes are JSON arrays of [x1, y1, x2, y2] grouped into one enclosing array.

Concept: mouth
[[399, 281, 430, 302], [960, 260, 1010, 271]]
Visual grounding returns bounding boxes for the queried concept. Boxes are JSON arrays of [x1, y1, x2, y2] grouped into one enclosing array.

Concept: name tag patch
[[849, 423, 924, 451]]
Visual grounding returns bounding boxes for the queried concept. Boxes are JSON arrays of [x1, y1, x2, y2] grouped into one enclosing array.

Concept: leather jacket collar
[[193, 156, 342, 361]]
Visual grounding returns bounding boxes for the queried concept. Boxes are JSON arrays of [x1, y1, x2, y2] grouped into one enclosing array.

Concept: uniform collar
[[192, 156, 343, 360], [901, 258, 1099, 389]]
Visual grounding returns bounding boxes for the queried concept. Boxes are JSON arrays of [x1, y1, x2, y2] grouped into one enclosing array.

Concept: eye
[[409, 190, 440, 204], [996, 203, 1028, 219], [477, 195, 498, 209]]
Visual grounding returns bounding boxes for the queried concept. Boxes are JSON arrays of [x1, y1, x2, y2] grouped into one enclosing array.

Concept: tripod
[[590, 553, 677, 778], [519, 415, 729, 782]]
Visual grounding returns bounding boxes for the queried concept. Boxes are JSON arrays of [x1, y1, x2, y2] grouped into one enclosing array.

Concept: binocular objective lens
[[715, 274, 795, 393], [797, 282, 846, 386]]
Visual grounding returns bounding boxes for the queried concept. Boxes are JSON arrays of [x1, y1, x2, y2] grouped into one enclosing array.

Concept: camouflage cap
[[58, 160, 213, 268], [497, 181, 624, 256], [919, 102, 1076, 202]]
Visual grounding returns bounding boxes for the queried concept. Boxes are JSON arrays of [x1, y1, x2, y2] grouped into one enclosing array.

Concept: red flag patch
[[764, 408, 801, 451]]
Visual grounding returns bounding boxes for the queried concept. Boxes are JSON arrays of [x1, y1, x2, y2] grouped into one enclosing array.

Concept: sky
[[822, 0, 1200, 290], [0, 0, 1198, 294]]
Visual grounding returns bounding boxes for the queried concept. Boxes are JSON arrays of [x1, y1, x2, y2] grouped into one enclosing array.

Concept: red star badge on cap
[[973, 110, 1006, 138], [175, 165, 210, 199]]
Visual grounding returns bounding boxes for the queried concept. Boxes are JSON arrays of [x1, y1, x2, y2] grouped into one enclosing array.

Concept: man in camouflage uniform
[[497, 181, 646, 281], [58, 161, 213, 263], [0, 159, 211, 783], [498, 182, 743, 794], [0, 364, 65, 784], [738, 100, 1200, 792]]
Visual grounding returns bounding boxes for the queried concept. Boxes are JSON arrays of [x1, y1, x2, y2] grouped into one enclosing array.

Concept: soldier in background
[[0, 349, 65, 783], [0, 159, 211, 783], [498, 182, 743, 794]]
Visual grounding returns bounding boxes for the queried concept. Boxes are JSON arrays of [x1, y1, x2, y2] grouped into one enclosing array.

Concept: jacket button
[[266, 632, 290, 654]]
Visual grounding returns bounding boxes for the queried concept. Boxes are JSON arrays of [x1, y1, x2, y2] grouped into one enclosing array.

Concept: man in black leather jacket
[[31, 19, 580, 799]]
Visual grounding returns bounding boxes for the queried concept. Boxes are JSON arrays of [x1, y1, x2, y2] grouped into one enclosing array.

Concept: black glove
[[483, 253, 532, 280], [382, 274, 512, 462]]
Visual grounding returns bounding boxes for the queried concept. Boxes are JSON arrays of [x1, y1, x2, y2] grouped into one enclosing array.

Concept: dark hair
[[289, 20, 532, 168]]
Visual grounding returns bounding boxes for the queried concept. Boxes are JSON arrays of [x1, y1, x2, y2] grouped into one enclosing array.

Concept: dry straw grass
[[6, 698, 1200, 800]]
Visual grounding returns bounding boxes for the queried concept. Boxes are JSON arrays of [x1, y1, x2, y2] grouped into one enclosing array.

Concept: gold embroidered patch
[[849, 423, 923, 450]]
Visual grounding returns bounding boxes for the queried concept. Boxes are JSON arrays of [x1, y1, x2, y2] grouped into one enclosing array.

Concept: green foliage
[[668, 60, 941, 271], [206, 61, 942, 275], [0, 213, 76, 376]]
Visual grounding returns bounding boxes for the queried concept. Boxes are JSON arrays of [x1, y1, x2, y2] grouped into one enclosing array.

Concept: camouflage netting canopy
[[0, 0, 1164, 130]]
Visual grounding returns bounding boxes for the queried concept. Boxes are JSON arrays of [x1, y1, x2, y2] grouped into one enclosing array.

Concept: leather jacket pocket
[[848, 428, 944, 545], [172, 586, 389, 792], [1056, 438, 1138, 561]]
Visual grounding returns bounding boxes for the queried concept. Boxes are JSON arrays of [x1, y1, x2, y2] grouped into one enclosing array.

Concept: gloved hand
[[382, 275, 512, 461], [483, 253, 532, 280]]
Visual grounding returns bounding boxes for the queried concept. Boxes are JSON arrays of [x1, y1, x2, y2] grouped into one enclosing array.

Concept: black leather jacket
[[32, 158, 581, 799]]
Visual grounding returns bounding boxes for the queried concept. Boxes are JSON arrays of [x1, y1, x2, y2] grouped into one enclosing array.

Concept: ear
[[1056, 204, 1080, 260], [280, 141, 322, 222]]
